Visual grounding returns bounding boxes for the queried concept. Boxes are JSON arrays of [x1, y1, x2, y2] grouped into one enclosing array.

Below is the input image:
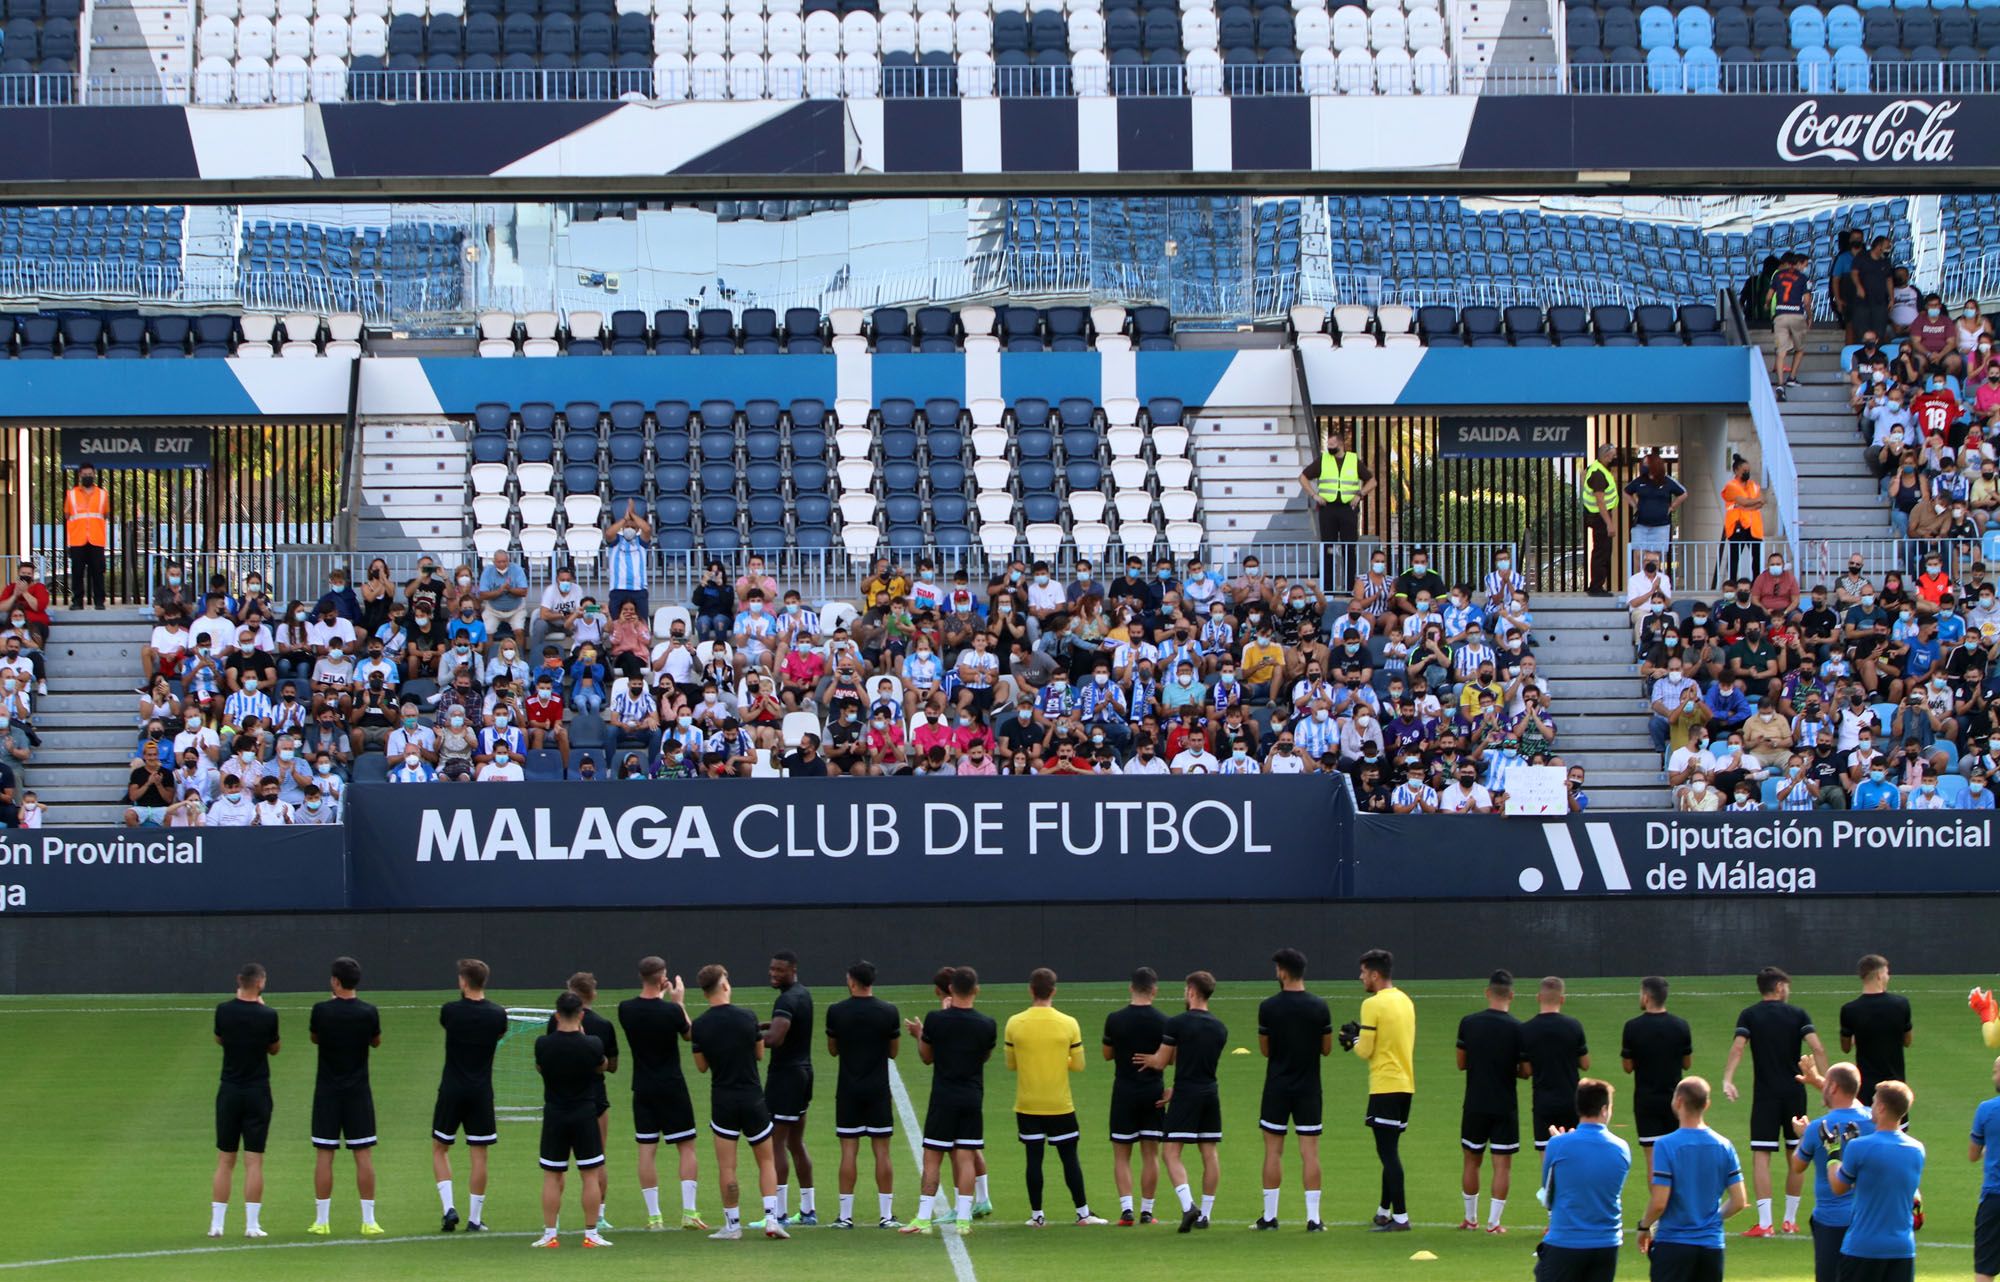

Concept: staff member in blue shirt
[[1537, 1078, 1631, 1282], [1968, 1056, 2000, 1282], [1827, 1079, 1924, 1282], [1790, 1060, 1872, 1282], [1637, 1076, 1747, 1282]]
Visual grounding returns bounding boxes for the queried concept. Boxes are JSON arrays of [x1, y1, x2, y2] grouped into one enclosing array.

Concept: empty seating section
[[0, 0, 82, 96], [1006, 195, 1302, 313], [189, 0, 1456, 101], [570, 197, 852, 223], [1565, 0, 2000, 92], [1289, 298, 1730, 347], [0, 310, 365, 357], [239, 218, 466, 312], [469, 391, 1200, 563], [0, 207, 185, 295], [1328, 195, 1912, 319], [474, 302, 1171, 355]]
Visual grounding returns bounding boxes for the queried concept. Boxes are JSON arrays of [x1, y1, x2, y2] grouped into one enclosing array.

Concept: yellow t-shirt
[[1354, 987, 1416, 1095], [1004, 1005, 1084, 1115], [1241, 641, 1285, 686]]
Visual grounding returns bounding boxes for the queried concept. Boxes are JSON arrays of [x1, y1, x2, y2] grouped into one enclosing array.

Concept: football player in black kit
[[763, 950, 817, 1227], [1102, 967, 1167, 1226], [308, 956, 383, 1237], [1255, 948, 1332, 1232], [1137, 971, 1229, 1234], [532, 991, 611, 1249], [618, 956, 706, 1231], [546, 972, 619, 1233], [211, 963, 279, 1240], [1723, 965, 1826, 1236], [431, 959, 508, 1233], [691, 964, 789, 1240], [1456, 969, 1526, 1234], [824, 960, 904, 1229], [1620, 975, 1693, 1179]]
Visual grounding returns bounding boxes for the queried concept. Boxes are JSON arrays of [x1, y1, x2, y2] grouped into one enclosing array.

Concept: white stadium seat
[[234, 54, 274, 102], [1368, 6, 1403, 48], [654, 51, 691, 98], [564, 493, 604, 527], [198, 14, 236, 56], [959, 47, 993, 94], [1165, 522, 1204, 557], [1294, 5, 1328, 47], [515, 462, 555, 494], [473, 527, 511, 557], [1301, 42, 1336, 91], [469, 462, 510, 494], [803, 48, 840, 94], [1331, 4, 1366, 48], [1072, 521, 1112, 559], [564, 527, 604, 561], [1155, 457, 1194, 490], [1376, 44, 1411, 92], [916, 9, 953, 50], [1152, 425, 1189, 457], [836, 457, 875, 490], [1407, 6, 1442, 47], [1336, 44, 1373, 93], [1069, 491, 1107, 522], [1413, 43, 1450, 91], [472, 494, 512, 527], [973, 457, 1011, 490], [979, 524, 1019, 558], [768, 48, 802, 95]]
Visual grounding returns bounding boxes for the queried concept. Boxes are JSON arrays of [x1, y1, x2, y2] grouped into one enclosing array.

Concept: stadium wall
[[4, 896, 1996, 995]]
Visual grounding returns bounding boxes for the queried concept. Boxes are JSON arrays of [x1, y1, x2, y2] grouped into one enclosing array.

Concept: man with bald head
[[1790, 1058, 1869, 1282]]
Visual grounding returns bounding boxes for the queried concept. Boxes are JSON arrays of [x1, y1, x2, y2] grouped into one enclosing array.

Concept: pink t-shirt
[[1911, 314, 1955, 357]]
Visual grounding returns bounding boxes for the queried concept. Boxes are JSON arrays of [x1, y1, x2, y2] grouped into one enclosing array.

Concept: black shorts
[[708, 1089, 774, 1145], [633, 1082, 698, 1144], [1647, 1240, 1724, 1282], [1833, 1259, 1914, 1282], [1534, 1102, 1581, 1150], [1460, 1105, 1520, 1154], [1534, 1242, 1619, 1282], [1811, 1215, 1848, 1282], [1016, 1111, 1080, 1143], [1108, 1081, 1164, 1144], [1635, 1094, 1677, 1147], [1366, 1091, 1412, 1132], [1978, 1194, 2000, 1278], [1751, 1084, 1808, 1150], [540, 1107, 606, 1171], [835, 1090, 893, 1138], [311, 1086, 378, 1150], [1164, 1089, 1223, 1143], [1258, 1084, 1324, 1136], [766, 1066, 813, 1123], [431, 1083, 498, 1146], [216, 1083, 273, 1154], [922, 1093, 985, 1151]]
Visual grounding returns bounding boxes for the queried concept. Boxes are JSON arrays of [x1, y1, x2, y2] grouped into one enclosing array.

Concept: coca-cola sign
[[1776, 98, 1959, 164]]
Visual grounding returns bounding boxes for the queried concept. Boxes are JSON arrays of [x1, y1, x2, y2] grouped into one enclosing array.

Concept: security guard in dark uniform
[[1299, 427, 1374, 591], [1582, 443, 1619, 597]]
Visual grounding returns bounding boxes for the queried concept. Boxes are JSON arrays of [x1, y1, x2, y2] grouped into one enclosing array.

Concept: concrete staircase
[[31, 608, 150, 827], [1535, 593, 1668, 810], [1781, 331, 1894, 547], [86, 0, 192, 96], [1192, 410, 1317, 556], [352, 420, 470, 560]]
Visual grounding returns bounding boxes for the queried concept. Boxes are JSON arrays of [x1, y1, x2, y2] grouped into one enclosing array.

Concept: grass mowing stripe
[[888, 1061, 978, 1282], [0, 1232, 547, 1271]]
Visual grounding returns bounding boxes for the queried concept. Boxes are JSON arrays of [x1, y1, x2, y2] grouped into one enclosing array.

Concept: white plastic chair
[[564, 493, 604, 527], [1102, 396, 1139, 427], [837, 457, 876, 490], [198, 14, 236, 56], [1294, 5, 1329, 46], [879, 9, 916, 50], [1107, 425, 1145, 458], [956, 8, 992, 49], [1072, 522, 1112, 559], [1336, 44, 1374, 92], [979, 524, 1019, 559], [839, 492, 878, 525], [958, 46, 993, 93], [473, 527, 511, 558], [1375, 43, 1411, 91], [519, 493, 559, 526], [310, 13, 348, 52], [781, 711, 820, 747], [654, 10, 690, 50], [1156, 457, 1194, 490], [690, 10, 727, 51], [567, 310, 604, 343], [1331, 3, 1366, 48], [970, 425, 1009, 458], [233, 54, 275, 102], [515, 461, 556, 494], [1165, 521, 1205, 557], [1301, 42, 1336, 91], [975, 490, 1014, 523], [973, 457, 1011, 490], [1412, 43, 1449, 91], [766, 48, 802, 95], [831, 307, 865, 336], [1069, 491, 1108, 522], [1368, 6, 1403, 48], [767, 8, 802, 50], [654, 50, 691, 97], [841, 524, 881, 559], [564, 527, 605, 561], [691, 49, 729, 96], [1152, 425, 1190, 458], [727, 9, 763, 50], [804, 8, 841, 48], [236, 13, 277, 56], [653, 604, 694, 636], [1113, 489, 1154, 524], [842, 49, 879, 98], [835, 426, 873, 459], [1159, 489, 1198, 522], [1185, 46, 1223, 93], [469, 462, 510, 494], [803, 47, 840, 94], [472, 494, 512, 527], [1181, 6, 1216, 47], [347, 11, 385, 53], [1407, 6, 1441, 46], [916, 8, 953, 50]]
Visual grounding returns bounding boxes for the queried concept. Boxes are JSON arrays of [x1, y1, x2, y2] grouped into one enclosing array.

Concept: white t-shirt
[[1264, 752, 1308, 774], [173, 726, 221, 761], [652, 641, 697, 685], [206, 794, 256, 826], [1122, 755, 1170, 775], [307, 618, 357, 650], [188, 616, 237, 654], [149, 625, 190, 658], [1170, 748, 1220, 774], [1667, 745, 1716, 778], [1437, 782, 1494, 813], [253, 799, 294, 826], [477, 760, 525, 782]]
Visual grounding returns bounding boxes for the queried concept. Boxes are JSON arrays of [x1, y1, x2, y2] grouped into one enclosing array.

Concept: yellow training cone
[[1230, 1047, 1252, 1055], [1409, 1251, 1438, 1261]]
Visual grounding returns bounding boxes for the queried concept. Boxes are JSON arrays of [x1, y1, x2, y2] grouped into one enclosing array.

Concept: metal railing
[[1480, 60, 2000, 95], [1658, 535, 1992, 593], [1745, 347, 1802, 567]]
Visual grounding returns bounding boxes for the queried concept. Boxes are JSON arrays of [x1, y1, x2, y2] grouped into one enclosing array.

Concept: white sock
[[245, 1203, 261, 1233], [1305, 1190, 1322, 1223], [725, 1207, 741, 1228], [763, 1194, 779, 1221], [468, 1194, 484, 1224], [1377, 1204, 1391, 1219], [776, 1184, 789, 1217], [1200, 1194, 1215, 1217], [641, 1186, 661, 1217], [536, 1225, 557, 1242], [975, 1174, 989, 1203], [1075, 1203, 1091, 1220], [1264, 1188, 1280, 1220], [839, 1193, 854, 1221], [800, 1188, 815, 1215], [437, 1180, 454, 1214], [879, 1193, 895, 1221], [314, 1198, 331, 1227], [956, 1193, 973, 1223], [1757, 1197, 1773, 1229], [1140, 1197, 1155, 1214], [1463, 1192, 1477, 1222], [1488, 1197, 1505, 1227], [210, 1202, 227, 1234], [1175, 1183, 1194, 1213], [360, 1199, 375, 1225], [681, 1179, 698, 1213], [1784, 1194, 1801, 1224], [1120, 1194, 1134, 1214], [1393, 1211, 1409, 1224], [918, 1193, 935, 1222]]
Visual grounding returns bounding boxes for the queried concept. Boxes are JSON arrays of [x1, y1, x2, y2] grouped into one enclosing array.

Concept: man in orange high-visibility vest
[[63, 464, 108, 610]]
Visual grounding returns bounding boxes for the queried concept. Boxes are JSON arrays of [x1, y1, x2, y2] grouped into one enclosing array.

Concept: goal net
[[495, 1007, 556, 1123]]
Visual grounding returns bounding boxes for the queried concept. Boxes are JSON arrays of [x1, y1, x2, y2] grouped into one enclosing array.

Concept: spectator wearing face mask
[[0, 561, 48, 651], [1850, 757, 1902, 811], [1967, 767, 1996, 808], [603, 501, 654, 620], [1750, 553, 1798, 619], [1623, 455, 1687, 573], [1389, 549, 1447, 620], [474, 745, 524, 782], [1436, 763, 1493, 814], [1720, 457, 1767, 584]]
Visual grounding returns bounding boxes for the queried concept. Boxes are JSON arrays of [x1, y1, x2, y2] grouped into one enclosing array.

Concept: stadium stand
[[0, 309, 364, 356], [238, 218, 465, 314]]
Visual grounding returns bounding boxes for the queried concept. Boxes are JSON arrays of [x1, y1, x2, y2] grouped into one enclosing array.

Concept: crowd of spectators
[[1631, 540, 2000, 812], [114, 541, 1595, 824]]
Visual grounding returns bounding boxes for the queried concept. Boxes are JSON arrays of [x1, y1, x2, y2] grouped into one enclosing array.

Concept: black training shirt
[[1258, 989, 1332, 1097], [825, 994, 901, 1098], [1838, 992, 1912, 1096], [1161, 1008, 1228, 1095], [1456, 1007, 1524, 1114], [309, 995, 380, 1093], [1735, 1000, 1815, 1092], [1620, 1010, 1693, 1102], [215, 997, 280, 1087], [770, 982, 815, 1073], [1519, 1011, 1589, 1110], [438, 997, 509, 1091], [1103, 1003, 1169, 1088], [691, 1004, 765, 1095], [536, 1030, 605, 1117], [618, 995, 691, 1092], [921, 1005, 998, 1101]]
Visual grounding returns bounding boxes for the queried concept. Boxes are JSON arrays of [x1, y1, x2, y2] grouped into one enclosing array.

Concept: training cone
[[1409, 1250, 1438, 1261], [1230, 1047, 1252, 1055]]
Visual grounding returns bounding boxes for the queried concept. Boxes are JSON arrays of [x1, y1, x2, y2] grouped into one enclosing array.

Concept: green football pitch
[[2, 973, 1996, 1281]]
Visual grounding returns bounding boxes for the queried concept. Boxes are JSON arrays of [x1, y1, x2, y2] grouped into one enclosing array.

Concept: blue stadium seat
[[654, 311, 692, 355]]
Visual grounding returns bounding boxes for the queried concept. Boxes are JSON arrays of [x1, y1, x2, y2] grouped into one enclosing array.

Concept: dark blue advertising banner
[[1352, 811, 2000, 898], [0, 826, 346, 914], [346, 777, 1346, 909]]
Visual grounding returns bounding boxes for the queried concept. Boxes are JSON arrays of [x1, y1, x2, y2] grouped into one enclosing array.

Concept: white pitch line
[[0, 1231, 544, 1271], [887, 1061, 979, 1282]]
